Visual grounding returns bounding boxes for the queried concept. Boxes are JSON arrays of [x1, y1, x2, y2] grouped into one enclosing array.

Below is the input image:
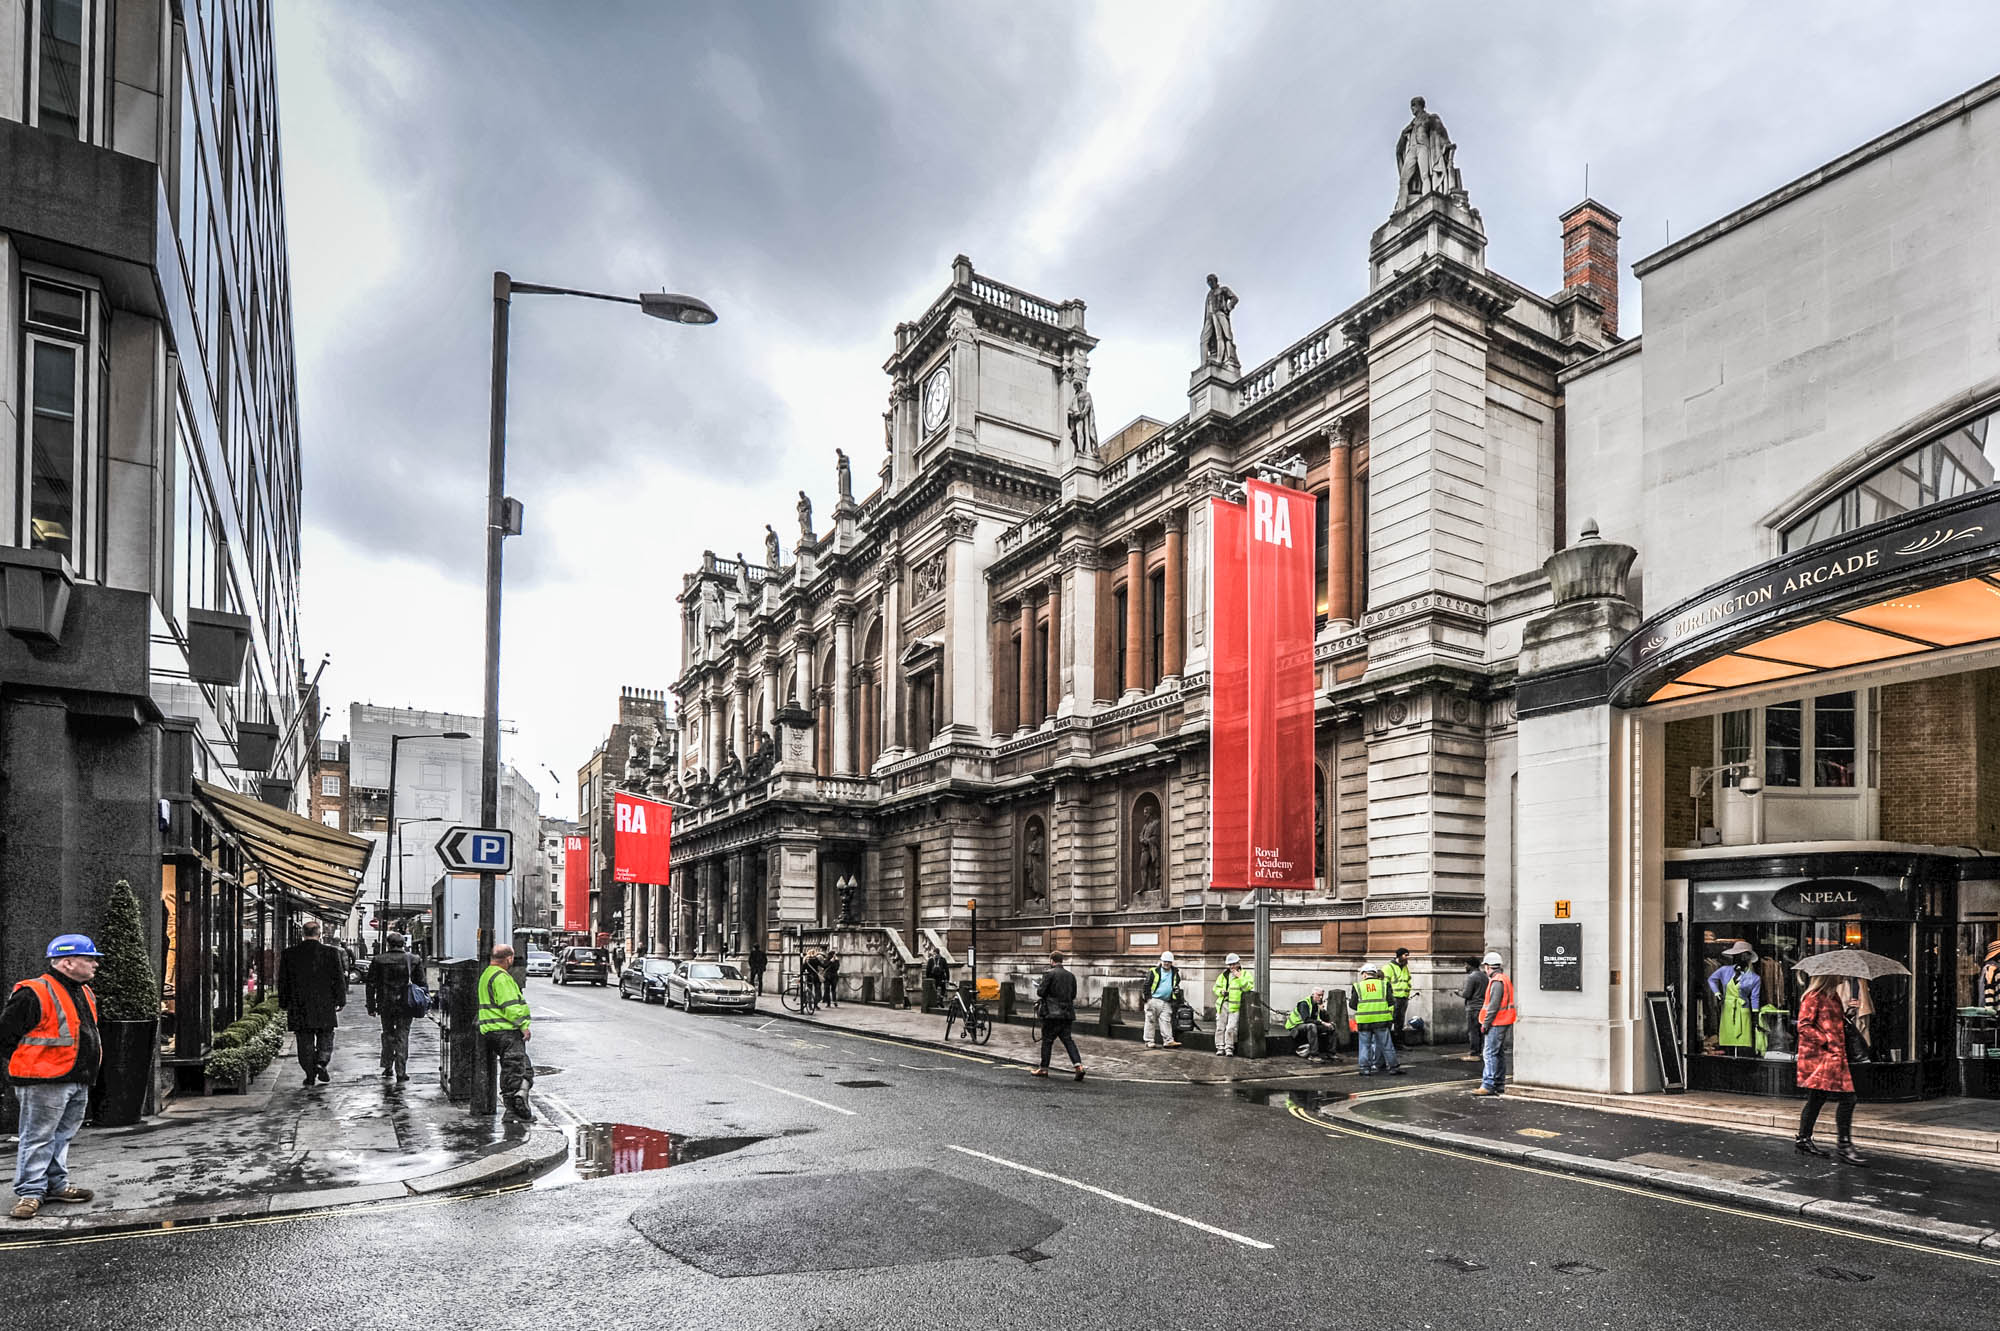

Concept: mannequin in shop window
[[1708, 941, 1764, 1058]]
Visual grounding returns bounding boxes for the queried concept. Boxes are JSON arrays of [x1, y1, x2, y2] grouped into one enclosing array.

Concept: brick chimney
[[1559, 199, 1621, 339]]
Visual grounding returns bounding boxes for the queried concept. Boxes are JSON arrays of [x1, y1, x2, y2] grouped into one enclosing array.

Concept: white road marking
[[741, 1078, 858, 1117], [945, 1145, 1274, 1250]]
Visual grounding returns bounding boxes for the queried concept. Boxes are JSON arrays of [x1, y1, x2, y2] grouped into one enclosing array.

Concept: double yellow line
[[1287, 1103, 2000, 1268]]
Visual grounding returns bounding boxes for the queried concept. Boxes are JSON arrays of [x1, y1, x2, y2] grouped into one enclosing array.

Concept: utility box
[[431, 958, 483, 1103], [431, 873, 514, 961]]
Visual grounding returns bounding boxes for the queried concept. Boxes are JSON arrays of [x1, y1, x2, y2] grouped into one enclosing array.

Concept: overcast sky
[[273, 0, 2000, 817]]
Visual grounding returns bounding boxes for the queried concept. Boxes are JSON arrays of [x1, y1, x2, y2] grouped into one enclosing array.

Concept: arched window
[[1782, 404, 2000, 551]]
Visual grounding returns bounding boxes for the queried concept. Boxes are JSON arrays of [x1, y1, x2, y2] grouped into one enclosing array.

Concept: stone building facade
[[661, 102, 1623, 1026]]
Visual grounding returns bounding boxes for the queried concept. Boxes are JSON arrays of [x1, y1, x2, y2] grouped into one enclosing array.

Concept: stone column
[[761, 653, 781, 737], [1060, 551, 1094, 715], [699, 694, 718, 774], [1123, 542, 1145, 697], [880, 557, 905, 758], [1044, 575, 1062, 718], [1163, 517, 1184, 681], [1017, 595, 1037, 734], [731, 674, 750, 762], [1327, 425, 1354, 626], [833, 605, 856, 776], [992, 609, 1016, 735], [793, 632, 814, 708]]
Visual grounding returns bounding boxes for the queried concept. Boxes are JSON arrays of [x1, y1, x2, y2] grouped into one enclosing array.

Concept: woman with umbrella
[[1793, 948, 1903, 1166]]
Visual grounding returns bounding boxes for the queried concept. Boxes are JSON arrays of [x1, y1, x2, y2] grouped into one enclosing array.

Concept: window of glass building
[[1781, 406, 2000, 551], [33, 0, 87, 139], [23, 279, 93, 566]]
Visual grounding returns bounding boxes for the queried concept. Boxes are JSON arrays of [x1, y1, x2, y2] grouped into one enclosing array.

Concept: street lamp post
[[477, 272, 715, 1114], [381, 731, 472, 948]]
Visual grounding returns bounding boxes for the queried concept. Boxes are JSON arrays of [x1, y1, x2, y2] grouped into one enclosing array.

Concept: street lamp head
[[441, 730, 473, 740], [640, 291, 719, 325]]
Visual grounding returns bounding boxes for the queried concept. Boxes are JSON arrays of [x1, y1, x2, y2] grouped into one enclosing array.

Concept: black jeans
[[1294, 1022, 1339, 1059], [1392, 997, 1410, 1046], [1798, 1088, 1857, 1141], [483, 1030, 532, 1102], [295, 1027, 334, 1077], [378, 1015, 411, 1075], [1465, 1006, 1483, 1052], [1040, 1018, 1081, 1069], [750, 965, 766, 995]]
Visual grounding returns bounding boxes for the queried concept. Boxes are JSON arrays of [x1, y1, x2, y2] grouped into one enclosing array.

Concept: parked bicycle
[[779, 960, 820, 1015], [942, 980, 992, 1044]]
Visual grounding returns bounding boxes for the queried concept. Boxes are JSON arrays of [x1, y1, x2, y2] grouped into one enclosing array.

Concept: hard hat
[[1160, 950, 1175, 964], [1224, 952, 1242, 966], [1361, 962, 1382, 975], [1482, 951, 1504, 967], [48, 934, 103, 960]]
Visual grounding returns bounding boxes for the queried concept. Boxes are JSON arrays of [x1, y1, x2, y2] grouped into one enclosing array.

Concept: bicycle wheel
[[780, 976, 805, 1013], [969, 1007, 993, 1045]]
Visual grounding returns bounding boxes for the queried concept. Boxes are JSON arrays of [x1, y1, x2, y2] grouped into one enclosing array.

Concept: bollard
[[922, 976, 938, 1013], [1098, 984, 1123, 1037], [862, 975, 877, 1005], [1326, 990, 1350, 1051], [889, 975, 907, 1008], [999, 980, 1016, 1023], [1244, 998, 1267, 1059]]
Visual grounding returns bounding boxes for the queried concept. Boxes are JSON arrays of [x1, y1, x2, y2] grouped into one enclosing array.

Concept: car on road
[[620, 957, 679, 1003], [553, 946, 610, 986], [666, 960, 756, 1013], [524, 950, 556, 978]]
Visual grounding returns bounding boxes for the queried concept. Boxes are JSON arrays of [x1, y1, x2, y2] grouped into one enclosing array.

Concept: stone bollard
[[889, 975, 907, 1009], [1099, 984, 1123, 1037], [922, 977, 938, 1013], [1243, 998, 1267, 1059], [862, 975, 877, 1004], [1326, 990, 1350, 1051], [999, 980, 1016, 1023]]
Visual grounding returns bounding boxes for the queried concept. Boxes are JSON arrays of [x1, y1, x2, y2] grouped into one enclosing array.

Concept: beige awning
[[194, 779, 376, 914]]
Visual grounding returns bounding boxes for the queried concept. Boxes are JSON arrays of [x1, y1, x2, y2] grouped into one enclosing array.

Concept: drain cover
[[836, 1080, 891, 1089], [1432, 1255, 1487, 1273], [1813, 1266, 1875, 1283], [631, 1167, 1061, 1277], [1012, 1247, 1054, 1265], [1551, 1261, 1605, 1276]]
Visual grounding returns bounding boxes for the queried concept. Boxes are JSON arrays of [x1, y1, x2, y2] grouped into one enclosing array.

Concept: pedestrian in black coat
[[278, 920, 348, 1085], [1460, 962, 1489, 1055], [1033, 951, 1083, 1081], [748, 945, 768, 995], [365, 933, 421, 1082]]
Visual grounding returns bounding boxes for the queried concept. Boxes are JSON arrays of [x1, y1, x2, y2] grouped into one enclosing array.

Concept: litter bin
[[431, 958, 482, 1104]]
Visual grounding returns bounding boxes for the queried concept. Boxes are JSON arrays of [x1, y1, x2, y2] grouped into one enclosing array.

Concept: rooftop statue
[[1201, 274, 1239, 372], [1394, 95, 1466, 213]]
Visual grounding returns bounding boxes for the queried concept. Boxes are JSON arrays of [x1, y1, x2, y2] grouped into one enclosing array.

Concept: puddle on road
[[1232, 1087, 1348, 1112], [535, 1122, 762, 1187]]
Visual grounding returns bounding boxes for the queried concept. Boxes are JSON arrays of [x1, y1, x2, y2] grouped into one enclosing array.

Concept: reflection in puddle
[[550, 1123, 762, 1183], [1232, 1087, 1349, 1111]]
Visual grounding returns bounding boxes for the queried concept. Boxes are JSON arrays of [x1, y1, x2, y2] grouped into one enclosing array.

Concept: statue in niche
[[1394, 95, 1465, 212], [748, 728, 776, 780], [797, 490, 815, 545], [1023, 819, 1047, 902], [1200, 274, 1239, 372], [836, 449, 853, 503], [764, 523, 782, 568], [1067, 370, 1100, 458], [1135, 798, 1162, 898], [882, 408, 894, 453]]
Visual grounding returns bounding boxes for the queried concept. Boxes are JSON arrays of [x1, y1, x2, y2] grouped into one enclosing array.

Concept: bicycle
[[942, 982, 992, 1044], [779, 963, 821, 1015]]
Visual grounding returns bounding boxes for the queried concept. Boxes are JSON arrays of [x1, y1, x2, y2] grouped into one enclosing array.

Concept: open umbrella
[[1793, 948, 1908, 981]]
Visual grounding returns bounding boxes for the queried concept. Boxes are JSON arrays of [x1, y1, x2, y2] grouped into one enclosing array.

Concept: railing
[[705, 552, 777, 584], [972, 277, 1063, 326], [1236, 318, 1347, 409], [997, 500, 1058, 556], [1101, 425, 1183, 489]]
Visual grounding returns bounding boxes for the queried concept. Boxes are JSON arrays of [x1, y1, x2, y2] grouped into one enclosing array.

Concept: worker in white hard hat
[[1473, 951, 1517, 1096], [1142, 950, 1185, 1049], [1351, 963, 1403, 1076], [1212, 952, 1254, 1057]]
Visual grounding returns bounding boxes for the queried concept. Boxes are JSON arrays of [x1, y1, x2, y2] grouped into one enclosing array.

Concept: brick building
[[575, 687, 673, 944]]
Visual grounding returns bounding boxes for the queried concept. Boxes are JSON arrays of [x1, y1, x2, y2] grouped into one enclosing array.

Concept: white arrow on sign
[[436, 825, 514, 874]]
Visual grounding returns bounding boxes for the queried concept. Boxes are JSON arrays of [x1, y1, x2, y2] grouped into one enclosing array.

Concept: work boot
[[1834, 1141, 1869, 1167], [9, 1197, 41, 1220], [506, 1095, 535, 1122], [46, 1187, 92, 1204]]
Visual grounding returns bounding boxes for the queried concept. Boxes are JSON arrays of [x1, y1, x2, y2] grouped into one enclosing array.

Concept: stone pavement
[[1324, 1080, 2000, 1251], [755, 995, 1476, 1085], [3, 1017, 564, 1237]]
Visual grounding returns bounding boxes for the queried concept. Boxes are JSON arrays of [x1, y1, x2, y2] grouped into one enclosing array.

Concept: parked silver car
[[666, 961, 756, 1013], [524, 950, 556, 978]]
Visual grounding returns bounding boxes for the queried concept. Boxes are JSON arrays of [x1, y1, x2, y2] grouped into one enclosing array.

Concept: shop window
[[1748, 691, 1864, 791]]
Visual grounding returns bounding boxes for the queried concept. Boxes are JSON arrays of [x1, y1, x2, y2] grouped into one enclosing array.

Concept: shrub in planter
[[92, 880, 161, 1125]]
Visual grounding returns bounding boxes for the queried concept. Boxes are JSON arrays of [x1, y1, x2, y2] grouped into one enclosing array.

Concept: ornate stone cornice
[[1341, 253, 1517, 345]]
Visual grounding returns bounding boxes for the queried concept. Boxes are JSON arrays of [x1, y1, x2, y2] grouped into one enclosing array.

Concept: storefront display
[[1672, 851, 1956, 1100]]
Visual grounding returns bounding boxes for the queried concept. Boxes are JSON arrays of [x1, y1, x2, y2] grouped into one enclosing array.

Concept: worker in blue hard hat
[[2, 935, 105, 1220]]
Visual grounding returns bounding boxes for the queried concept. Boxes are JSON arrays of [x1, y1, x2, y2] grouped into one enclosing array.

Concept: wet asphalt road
[[9, 980, 1997, 1330]]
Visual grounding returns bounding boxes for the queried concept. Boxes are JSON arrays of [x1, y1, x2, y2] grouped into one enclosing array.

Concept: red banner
[[1243, 479, 1315, 889], [613, 791, 673, 885], [563, 835, 590, 933], [1209, 497, 1250, 888]]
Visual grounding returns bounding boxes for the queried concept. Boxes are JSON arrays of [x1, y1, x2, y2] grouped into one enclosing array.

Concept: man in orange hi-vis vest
[[1471, 950, 1517, 1098], [1, 935, 105, 1220]]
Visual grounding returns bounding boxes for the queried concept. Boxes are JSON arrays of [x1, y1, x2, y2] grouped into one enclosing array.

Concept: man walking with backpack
[[365, 933, 423, 1083], [1142, 951, 1184, 1049]]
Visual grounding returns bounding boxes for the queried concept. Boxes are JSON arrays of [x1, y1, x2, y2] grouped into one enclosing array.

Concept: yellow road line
[[1284, 1104, 2000, 1268], [0, 1182, 534, 1252]]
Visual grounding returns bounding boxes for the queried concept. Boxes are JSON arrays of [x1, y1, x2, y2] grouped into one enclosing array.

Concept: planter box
[[0, 545, 75, 645], [186, 608, 253, 685], [91, 1018, 159, 1126]]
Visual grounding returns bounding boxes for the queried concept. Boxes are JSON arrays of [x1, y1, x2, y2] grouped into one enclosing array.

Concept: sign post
[[437, 826, 513, 875]]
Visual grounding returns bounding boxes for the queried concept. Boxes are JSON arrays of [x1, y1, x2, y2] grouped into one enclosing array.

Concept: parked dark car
[[554, 946, 610, 986], [620, 957, 678, 1003]]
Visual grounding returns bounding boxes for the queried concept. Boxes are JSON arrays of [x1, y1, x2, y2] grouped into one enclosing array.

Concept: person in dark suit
[[748, 945, 768, 995], [365, 932, 420, 1082], [278, 919, 348, 1085], [1033, 950, 1083, 1081]]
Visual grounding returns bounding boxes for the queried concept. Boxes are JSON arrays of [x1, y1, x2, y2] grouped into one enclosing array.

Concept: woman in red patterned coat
[[1794, 974, 1867, 1166]]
